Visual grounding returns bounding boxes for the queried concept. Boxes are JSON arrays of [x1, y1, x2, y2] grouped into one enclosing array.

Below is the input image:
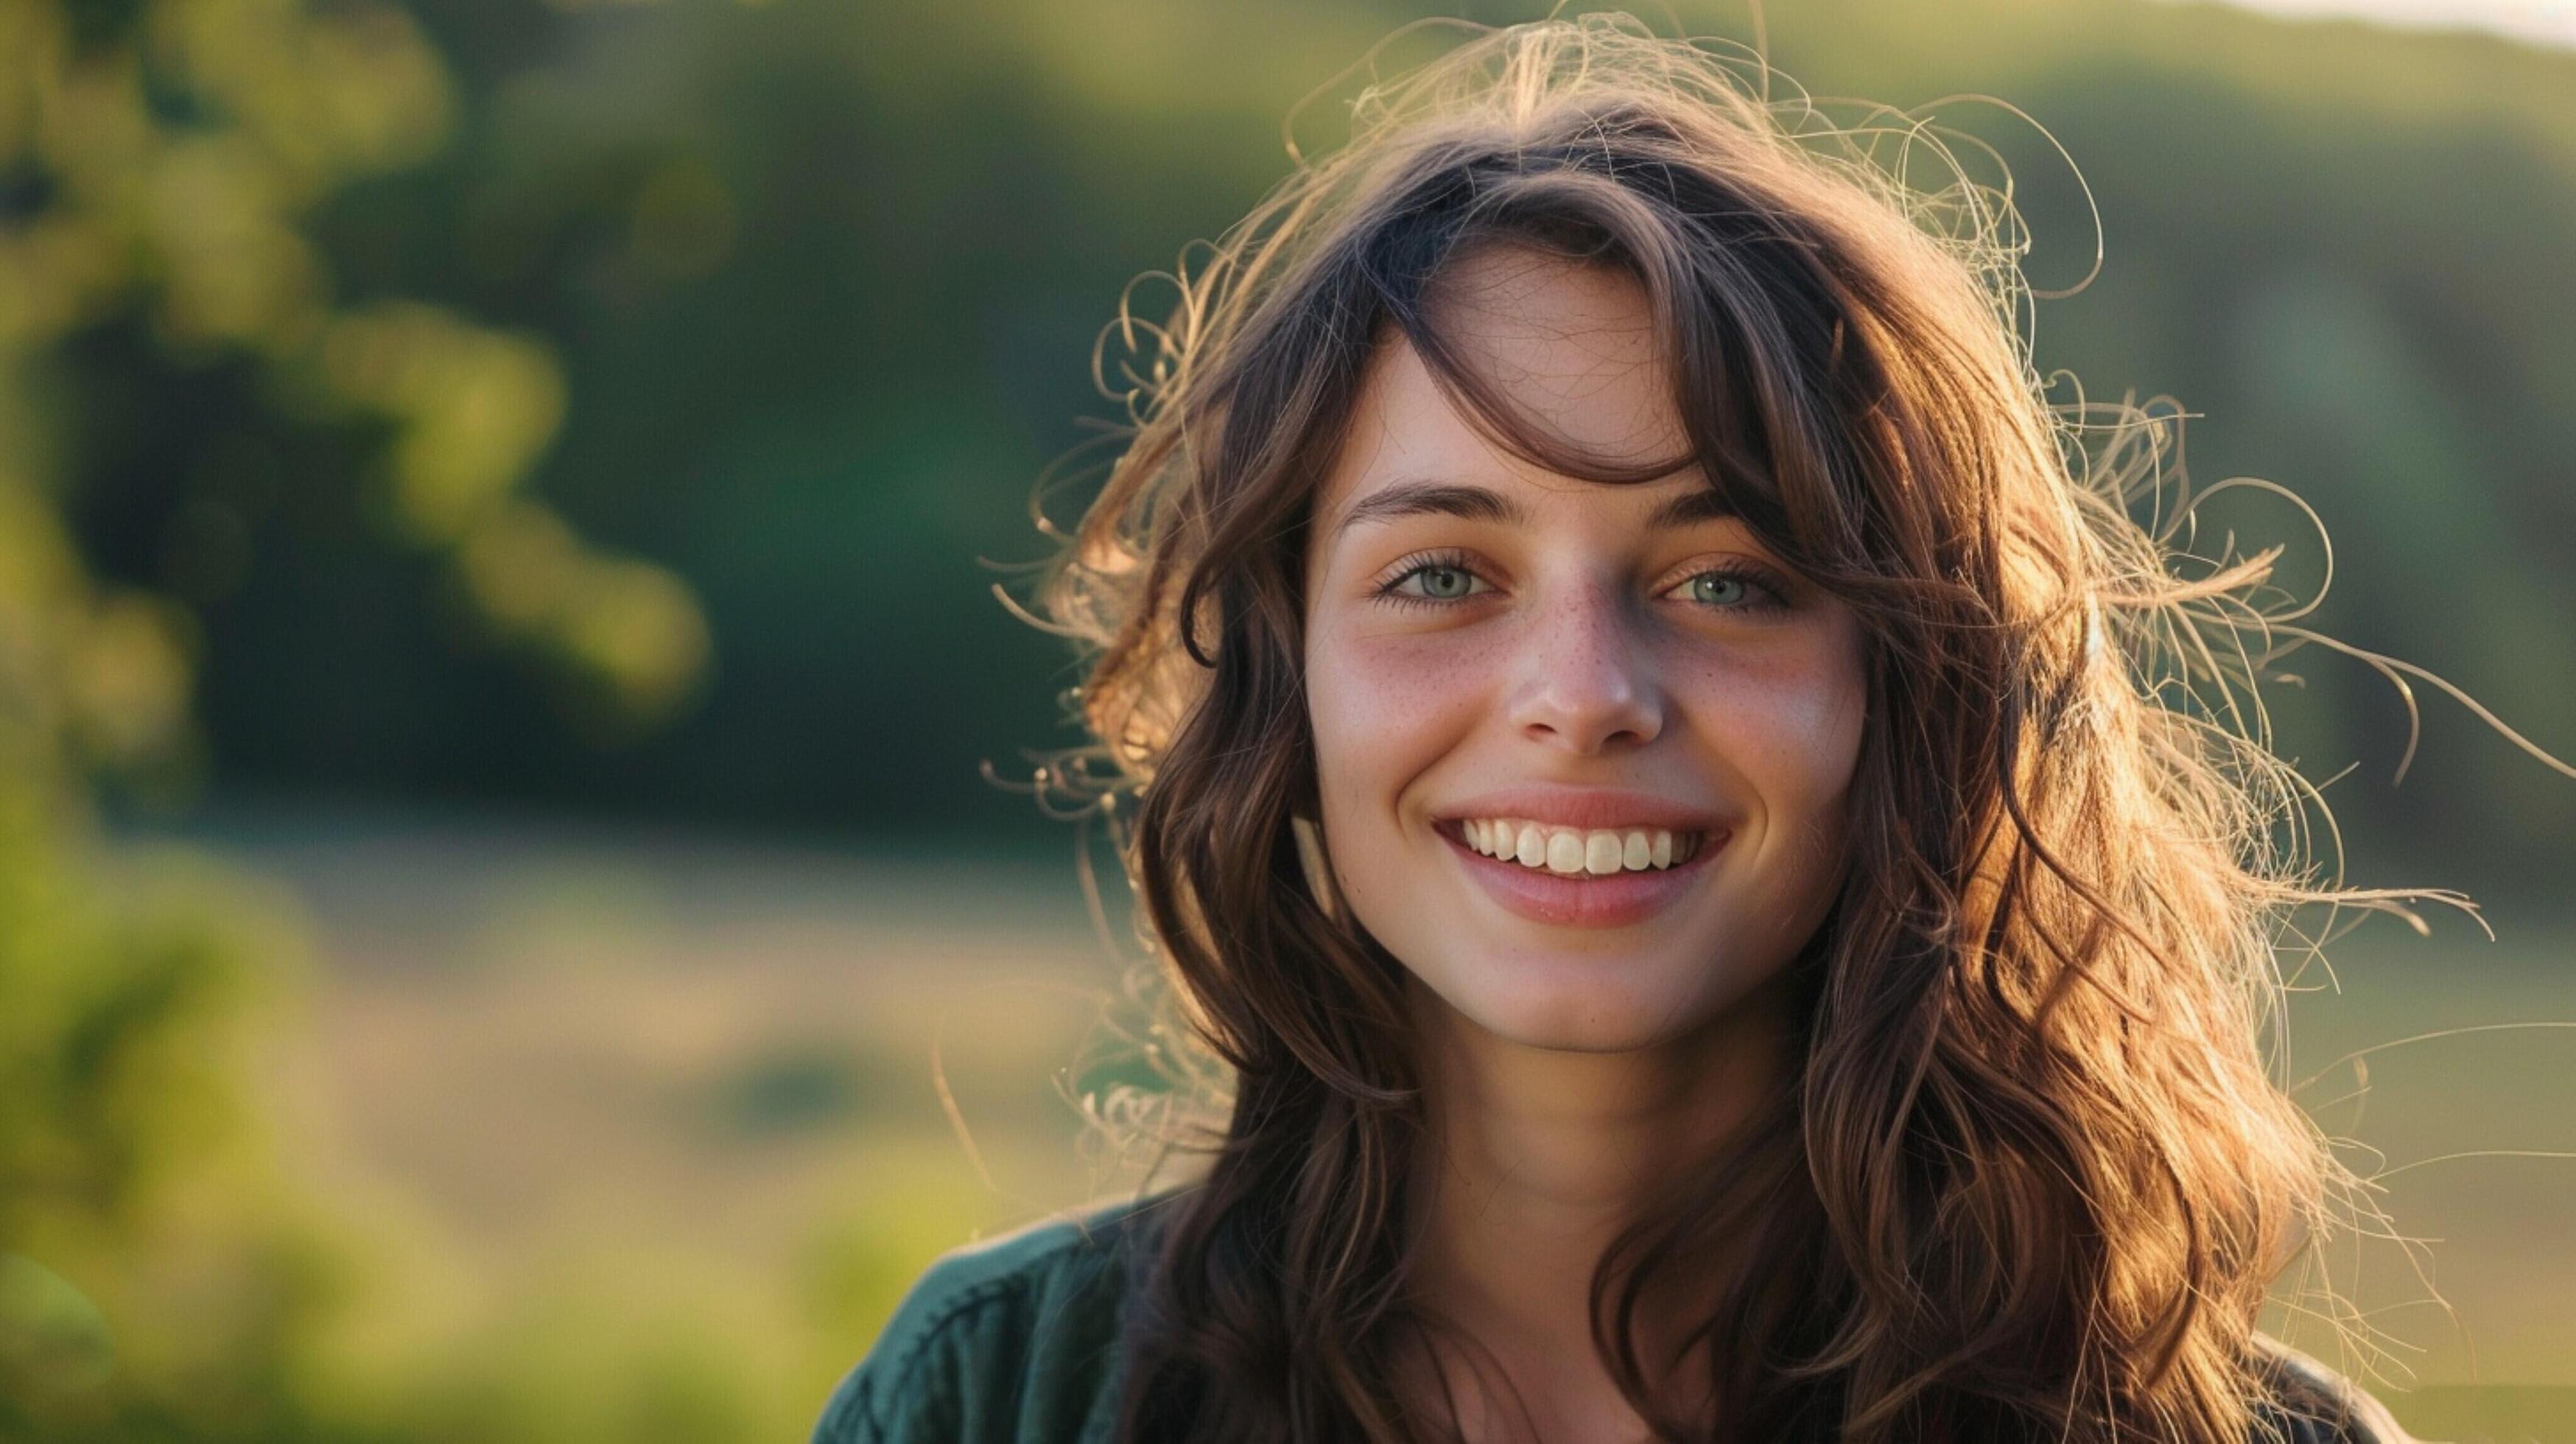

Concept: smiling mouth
[[1442, 818, 1712, 876]]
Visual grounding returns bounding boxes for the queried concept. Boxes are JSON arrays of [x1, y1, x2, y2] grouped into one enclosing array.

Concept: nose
[[1506, 576, 1664, 754]]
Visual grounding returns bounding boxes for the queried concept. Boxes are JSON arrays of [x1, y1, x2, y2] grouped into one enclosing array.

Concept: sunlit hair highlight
[[1008, 14, 2477, 1442]]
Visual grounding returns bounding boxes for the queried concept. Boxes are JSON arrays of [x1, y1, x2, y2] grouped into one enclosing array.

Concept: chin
[[1431, 953, 1728, 1054]]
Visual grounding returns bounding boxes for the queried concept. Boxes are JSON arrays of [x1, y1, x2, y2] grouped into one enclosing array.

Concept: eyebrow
[[1327, 478, 1737, 540], [1329, 481, 1522, 539], [1645, 487, 1738, 529]]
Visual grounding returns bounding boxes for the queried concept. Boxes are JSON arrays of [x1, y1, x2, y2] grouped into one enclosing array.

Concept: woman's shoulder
[[2248, 1333, 2421, 1444], [810, 1210, 2417, 1444], [809, 1191, 1178, 1444]]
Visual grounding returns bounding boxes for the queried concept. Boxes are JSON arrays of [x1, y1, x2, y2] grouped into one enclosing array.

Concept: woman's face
[[1302, 250, 1869, 1053]]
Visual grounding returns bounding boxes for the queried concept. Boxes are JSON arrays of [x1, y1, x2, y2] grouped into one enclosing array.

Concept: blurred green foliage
[[6, 0, 711, 754], [0, 0, 2568, 1438], [0, 0, 709, 1435]]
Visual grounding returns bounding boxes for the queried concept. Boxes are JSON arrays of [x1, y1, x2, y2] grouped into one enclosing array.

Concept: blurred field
[[186, 803, 1146, 1440], [158, 804, 2573, 1442]]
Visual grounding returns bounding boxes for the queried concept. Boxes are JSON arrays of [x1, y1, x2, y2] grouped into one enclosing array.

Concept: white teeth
[[1546, 831, 1584, 873], [1456, 819, 1698, 875], [1584, 832, 1624, 876]]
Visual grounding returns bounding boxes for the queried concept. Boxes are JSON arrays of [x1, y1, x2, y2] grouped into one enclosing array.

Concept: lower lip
[[1441, 826, 1727, 929]]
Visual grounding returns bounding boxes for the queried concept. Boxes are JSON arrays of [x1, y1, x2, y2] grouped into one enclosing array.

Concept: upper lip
[[1433, 787, 1729, 835]]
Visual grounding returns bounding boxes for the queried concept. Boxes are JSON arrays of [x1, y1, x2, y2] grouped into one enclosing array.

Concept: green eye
[[1674, 567, 1787, 614], [1689, 573, 1747, 606], [1416, 566, 1475, 599], [1370, 554, 1492, 610]]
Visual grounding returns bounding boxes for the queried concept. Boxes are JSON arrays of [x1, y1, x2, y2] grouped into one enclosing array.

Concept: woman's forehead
[[1414, 249, 1683, 458], [1316, 299, 1699, 542]]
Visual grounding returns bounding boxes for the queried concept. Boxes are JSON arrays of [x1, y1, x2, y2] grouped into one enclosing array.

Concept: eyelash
[[1667, 562, 1791, 614], [1370, 549, 1790, 614], [1369, 550, 1495, 611]]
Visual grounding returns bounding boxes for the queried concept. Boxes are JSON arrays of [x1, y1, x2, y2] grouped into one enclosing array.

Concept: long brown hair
[[1022, 15, 2446, 1441]]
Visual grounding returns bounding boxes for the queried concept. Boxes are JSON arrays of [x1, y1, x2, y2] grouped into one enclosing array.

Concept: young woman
[[820, 16, 2447, 1442]]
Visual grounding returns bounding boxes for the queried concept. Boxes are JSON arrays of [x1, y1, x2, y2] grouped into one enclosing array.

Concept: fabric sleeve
[[2250, 1333, 2421, 1444], [810, 1250, 1028, 1444], [809, 1204, 1145, 1444]]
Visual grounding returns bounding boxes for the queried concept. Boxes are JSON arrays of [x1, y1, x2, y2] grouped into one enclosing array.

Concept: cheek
[[1305, 623, 1493, 824], [1668, 628, 1869, 918]]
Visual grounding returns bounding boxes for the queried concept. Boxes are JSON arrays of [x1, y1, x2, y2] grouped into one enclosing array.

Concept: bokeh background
[[2, 0, 2571, 1438]]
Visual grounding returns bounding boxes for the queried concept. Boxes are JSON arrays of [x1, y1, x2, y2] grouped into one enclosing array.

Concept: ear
[[1288, 813, 1344, 922]]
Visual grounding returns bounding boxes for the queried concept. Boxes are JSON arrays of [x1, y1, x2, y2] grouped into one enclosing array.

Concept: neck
[[1400, 971, 1795, 1437]]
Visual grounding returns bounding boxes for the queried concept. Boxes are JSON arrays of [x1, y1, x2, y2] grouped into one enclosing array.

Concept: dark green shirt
[[812, 1194, 2414, 1443], [813, 1196, 1157, 1444]]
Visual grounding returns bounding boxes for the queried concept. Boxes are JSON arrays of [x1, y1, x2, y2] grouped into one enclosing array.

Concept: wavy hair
[[1017, 15, 2452, 1442]]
